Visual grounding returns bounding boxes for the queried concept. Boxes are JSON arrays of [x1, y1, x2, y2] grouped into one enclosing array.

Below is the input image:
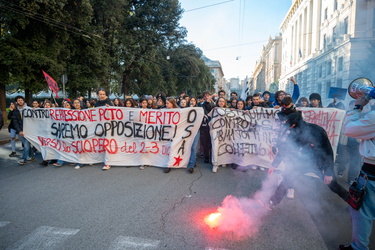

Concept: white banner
[[23, 107, 204, 168], [209, 107, 346, 168]]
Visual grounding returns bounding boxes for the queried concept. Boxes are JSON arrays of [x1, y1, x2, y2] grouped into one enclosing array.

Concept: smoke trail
[[212, 173, 278, 239]]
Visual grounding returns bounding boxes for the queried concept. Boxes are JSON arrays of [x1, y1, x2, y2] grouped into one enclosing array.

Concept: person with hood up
[[268, 107, 348, 208]]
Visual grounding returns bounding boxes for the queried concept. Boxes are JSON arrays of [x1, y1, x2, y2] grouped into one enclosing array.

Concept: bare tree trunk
[[122, 72, 130, 96], [25, 89, 32, 105]]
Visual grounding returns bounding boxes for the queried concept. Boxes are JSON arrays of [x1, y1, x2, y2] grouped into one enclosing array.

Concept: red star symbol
[[173, 155, 183, 166]]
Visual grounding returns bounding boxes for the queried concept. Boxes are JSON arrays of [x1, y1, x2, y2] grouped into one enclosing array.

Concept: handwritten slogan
[[23, 107, 204, 168], [209, 107, 346, 168]]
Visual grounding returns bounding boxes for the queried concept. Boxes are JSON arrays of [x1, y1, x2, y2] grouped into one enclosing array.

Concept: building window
[[337, 78, 342, 88], [324, 8, 328, 20], [323, 34, 327, 49], [318, 65, 323, 78], [334, 0, 338, 11], [338, 57, 343, 71], [326, 81, 331, 96], [343, 17, 348, 34], [326, 60, 332, 75], [333, 26, 337, 43], [317, 83, 322, 93]]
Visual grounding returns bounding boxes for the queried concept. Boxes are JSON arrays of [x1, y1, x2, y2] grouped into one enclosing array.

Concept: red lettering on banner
[[49, 109, 97, 122], [138, 110, 181, 125], [303, 110, 341, 146], [121, 142, 138, 153], [98, 108, 124, 121], [38, 136, 70, 152], [38, 136, 118, 154], [71, 138, 118, 154]]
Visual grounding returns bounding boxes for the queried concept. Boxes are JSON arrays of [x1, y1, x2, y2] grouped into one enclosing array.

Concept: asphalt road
[[0, 141, 374, 250]]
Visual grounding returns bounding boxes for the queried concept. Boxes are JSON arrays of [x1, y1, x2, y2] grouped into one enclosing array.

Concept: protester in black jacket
[[268, 111, 348, 208], [94, 88, 113, 107], [94, 88, 113, 170], [199, 91, 215, 164]]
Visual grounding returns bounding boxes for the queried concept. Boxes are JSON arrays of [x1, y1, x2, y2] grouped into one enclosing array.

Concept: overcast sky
[[178, 0, 292, 80]]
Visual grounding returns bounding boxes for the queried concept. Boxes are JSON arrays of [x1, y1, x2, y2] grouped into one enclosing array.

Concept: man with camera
[[340, 94, 375, 250]]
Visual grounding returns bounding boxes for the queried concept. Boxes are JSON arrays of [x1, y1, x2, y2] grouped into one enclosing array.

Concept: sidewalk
[[0, 122, 12, 145]]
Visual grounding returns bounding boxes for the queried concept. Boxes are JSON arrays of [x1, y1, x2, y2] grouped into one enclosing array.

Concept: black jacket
[[200, 101, 215, 128], [95, 98, 113, 107], [11, 108, 23, 134], [7, 110, 16, 132], [272, 114, 334, 176]]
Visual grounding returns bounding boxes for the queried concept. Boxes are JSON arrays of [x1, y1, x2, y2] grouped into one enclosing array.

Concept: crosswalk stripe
[[108, 236, 160, 250], [6, 226, 79, 250], [0, 221, 10, 228]]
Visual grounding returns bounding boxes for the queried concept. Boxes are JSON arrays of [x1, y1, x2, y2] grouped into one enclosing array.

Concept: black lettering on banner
[[95, 123, 104, 136], [187, 109, 197, 123], [51, 123, 58, 137], [216, 130, 224, 142], [124, 122, 133, 137], [172, 125, 177, 139], [225, 129, 235, 140], [178, 140, 186, 155], [50, 122, 88, 139], [160, 125, 171, 141], [261, 119, 272, 130], [134, 123, 143, 138], [182, 125, 194, 139], [218, 142, 267, 156], [129, 111, 134, 121]]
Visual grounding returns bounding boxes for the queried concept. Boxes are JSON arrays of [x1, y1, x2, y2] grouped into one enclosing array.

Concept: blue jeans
[[10, 128, 21, 152], [188, 131, 200, 168], [350, 172, 375, 250], [56, 160, 65, 166], [20, 135, 34, 160]]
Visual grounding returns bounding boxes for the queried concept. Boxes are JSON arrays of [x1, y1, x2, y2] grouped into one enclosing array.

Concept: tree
[[0, 0, 213, 100], [117, 0, 186, 95]]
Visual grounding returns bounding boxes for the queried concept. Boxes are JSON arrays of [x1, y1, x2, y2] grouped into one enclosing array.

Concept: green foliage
[[0, 0, 214, 99]]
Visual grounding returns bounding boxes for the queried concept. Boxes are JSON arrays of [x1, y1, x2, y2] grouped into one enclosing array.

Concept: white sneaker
[[102, 165, 111, 170], [259, 167, 266, 171], [212, 165, 218, 173], [74, 165, 81, 170], [251, 166, 258, 170], [287, 189, 295, 199], [139, 165, 145, 170]]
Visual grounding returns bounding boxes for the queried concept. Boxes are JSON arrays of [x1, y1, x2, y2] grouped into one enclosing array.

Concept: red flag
[[42, 70, 59, 98]]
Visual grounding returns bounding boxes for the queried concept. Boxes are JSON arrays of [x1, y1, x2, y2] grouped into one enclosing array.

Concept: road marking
[[6, 226, 79, 250], [0, 221, 10, 228], [108, 236, 160, 250]]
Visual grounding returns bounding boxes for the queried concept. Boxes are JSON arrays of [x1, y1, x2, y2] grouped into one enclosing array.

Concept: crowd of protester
[[3, 77, 375, 249], [6, 80, 374, 175]]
